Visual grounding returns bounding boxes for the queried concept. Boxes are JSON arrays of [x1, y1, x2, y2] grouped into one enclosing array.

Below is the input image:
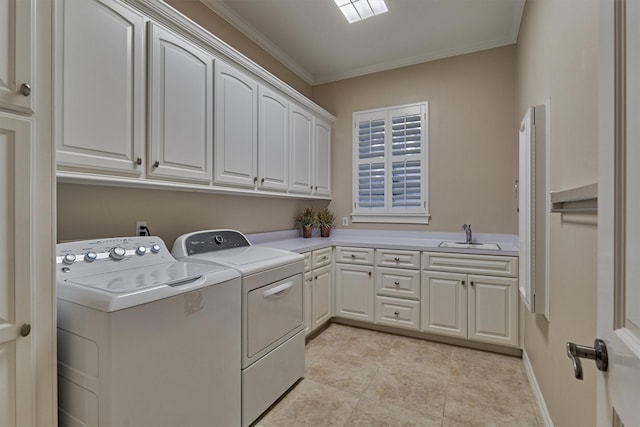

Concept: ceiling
[[198, 0, 526, 85]]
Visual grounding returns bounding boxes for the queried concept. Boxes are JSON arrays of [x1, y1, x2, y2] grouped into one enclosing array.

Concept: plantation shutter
[[356, 113, 386, 210], [390, 107, 423, 209], [352, 102, 429, 222]]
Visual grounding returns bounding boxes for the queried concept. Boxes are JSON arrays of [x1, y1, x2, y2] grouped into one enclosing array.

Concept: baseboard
[[523, 349, 554, 427]]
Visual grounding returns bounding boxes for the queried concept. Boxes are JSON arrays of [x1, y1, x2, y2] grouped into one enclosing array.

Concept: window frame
[[351, 101, 430, 224]]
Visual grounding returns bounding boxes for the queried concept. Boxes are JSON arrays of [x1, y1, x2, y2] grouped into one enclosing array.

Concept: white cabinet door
[[55, 0, 145, 176], [312, 264, 332, 329], [0, 0, 32, 113], [289, 104, 312, 194], [258, 86, 288, 191], [313, 117, 331, 197], [335, 264, 374, 322], [148, 23, 213, 183], [421, 271, 467, 338], [304, 271, 313, 336], [214, 60, 258, 188], [467, 275, 518, 347], [0, 115, 34, 427]]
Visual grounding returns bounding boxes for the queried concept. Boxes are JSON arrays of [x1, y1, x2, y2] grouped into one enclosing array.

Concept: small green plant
[[294, 207, 317, 228], [316, 208, 335, 229]]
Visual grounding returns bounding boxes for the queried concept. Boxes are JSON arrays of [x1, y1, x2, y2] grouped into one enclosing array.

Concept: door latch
[[566, 339, 608, 380]]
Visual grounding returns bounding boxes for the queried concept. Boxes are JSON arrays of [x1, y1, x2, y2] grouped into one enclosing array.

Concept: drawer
[[335, 247, 374, 265], [312, 247, 332, 269], [303, 252, 312, 272], [375, 296, 420, 331], [375, 249, 420, 269], [375, 267, 420, 300], [422, 252, 518, 278]]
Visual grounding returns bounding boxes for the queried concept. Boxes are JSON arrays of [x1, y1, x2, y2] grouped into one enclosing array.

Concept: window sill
[[350, 213, 431, 224]]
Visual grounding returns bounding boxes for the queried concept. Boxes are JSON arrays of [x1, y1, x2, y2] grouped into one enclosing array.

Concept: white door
[[597, 1, 640, 425], [258, 86, 289, 191], [0, 115, 33, 427], [314, 118, 331, 197], [214, 60, 258, 188], [289, 104, 313, 194], [55, 0, 145, 176], [148, 23, 213, 183], [467, 275, 517, 347], [420, 271, 467, 338], [0, 0, 33, 113]]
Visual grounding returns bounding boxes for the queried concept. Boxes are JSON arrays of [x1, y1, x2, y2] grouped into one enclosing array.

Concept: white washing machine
[[56, 236, 242, 427], [172, 230, 305, 427]]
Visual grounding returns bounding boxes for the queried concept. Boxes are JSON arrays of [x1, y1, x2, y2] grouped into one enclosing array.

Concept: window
[[352, 102, 429, 223]]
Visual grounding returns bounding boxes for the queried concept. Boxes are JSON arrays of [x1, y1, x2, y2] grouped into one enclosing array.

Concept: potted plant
[[317, 208, 335, 238], [294, 207, 316, 238]]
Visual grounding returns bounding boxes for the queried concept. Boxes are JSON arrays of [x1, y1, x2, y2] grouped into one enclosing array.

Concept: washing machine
[[172, 229, 305, 427], [56, 236, 242, 427]]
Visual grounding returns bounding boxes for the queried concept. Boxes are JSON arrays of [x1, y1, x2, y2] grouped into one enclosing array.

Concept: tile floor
[[256, 323, 541, 427]]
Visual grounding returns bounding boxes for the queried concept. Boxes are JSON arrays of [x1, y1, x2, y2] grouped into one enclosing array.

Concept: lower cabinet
[[421, 252, 519, 347], [334, 247, 375, 322], [335, 263, 374, 322], [303, 248, 333, 336]]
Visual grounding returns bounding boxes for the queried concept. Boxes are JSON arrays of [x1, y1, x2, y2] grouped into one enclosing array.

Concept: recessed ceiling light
[[334, 0, 388, 23]]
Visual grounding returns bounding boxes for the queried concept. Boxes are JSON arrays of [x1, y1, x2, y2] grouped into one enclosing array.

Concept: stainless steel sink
[[438, 241, 501, 250]]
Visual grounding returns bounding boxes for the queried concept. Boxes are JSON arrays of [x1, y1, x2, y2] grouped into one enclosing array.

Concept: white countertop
[[247, 229, 519, 256]]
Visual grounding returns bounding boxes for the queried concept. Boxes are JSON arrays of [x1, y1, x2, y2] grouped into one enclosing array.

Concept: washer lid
[[183, 246, 303, 275], [64, 262, 223, 293], [57, 261, 240, 312]]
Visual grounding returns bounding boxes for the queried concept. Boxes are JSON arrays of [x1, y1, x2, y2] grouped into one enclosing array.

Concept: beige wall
[[166, 0, 312, 98], [516, 1, 598, 426], [313, 46, 518, 234], [57, 184, 328, 244]]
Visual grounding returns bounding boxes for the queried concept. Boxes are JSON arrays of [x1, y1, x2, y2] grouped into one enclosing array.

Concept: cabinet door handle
[[368, 271, 372, 277], [153, 161, 160, 168], [135, 157, 142, 165], [470, 281, 475, 287], [461, 280, 466, 286], [261, 178, 265, 184], [20, 83, 31, 96]]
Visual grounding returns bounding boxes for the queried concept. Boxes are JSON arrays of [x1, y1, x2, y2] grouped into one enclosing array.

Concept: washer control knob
[[110, 247, 126, 260], [84, 251, 97, 262], [150, 244, 161, 254], [136, 246, 147, 256], [62, 253, 76, 265], [214, 235, 224, 245]]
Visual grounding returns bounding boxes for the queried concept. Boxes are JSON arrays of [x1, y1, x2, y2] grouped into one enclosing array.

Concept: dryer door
[[246, 274, 303, 360]]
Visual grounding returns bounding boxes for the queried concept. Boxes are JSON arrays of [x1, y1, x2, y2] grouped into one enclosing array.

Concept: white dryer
[[172, 230, 305, 427], [56, 236, 241, 427]]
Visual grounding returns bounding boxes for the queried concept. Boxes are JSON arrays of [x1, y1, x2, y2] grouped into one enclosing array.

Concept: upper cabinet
[[314, 118, 331, 197], [0, 0, 33, 113], [289, 104, 313, 194], [53, 0, 333, 198], [214, 60, 258, 188], [258, 86, 289, 192], [55, 0, 146, 176], [148, 22, 214, 184]]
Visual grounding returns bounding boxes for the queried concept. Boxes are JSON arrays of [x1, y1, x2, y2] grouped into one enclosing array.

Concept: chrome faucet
[[462, 224, 472, 244]]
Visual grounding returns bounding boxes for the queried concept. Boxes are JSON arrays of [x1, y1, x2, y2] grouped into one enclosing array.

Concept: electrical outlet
[[342, 217, 349, 227], [136, 221, 148, 236]]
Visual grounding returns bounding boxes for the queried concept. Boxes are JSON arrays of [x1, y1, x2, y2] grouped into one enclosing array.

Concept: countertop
[[247, 229, 519, 257]]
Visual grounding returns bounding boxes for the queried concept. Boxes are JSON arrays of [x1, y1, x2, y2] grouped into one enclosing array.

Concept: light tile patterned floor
[[256, 323, 541, 427]]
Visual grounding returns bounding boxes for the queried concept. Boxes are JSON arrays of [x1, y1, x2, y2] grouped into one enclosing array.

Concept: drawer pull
[[394, 311, 400, 316], [263, 281, 293, 298], [394, 281, 400, 286], [322, 256, 327, 260], [351, 254, 356, 258], [394, 257, 400, 262]]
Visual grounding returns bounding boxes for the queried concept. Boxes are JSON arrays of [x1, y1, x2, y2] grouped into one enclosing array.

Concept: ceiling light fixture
[[334, 0, 388, 24]]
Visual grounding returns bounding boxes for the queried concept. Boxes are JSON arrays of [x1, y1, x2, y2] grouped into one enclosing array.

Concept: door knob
[[566, 339, 608, 380]]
